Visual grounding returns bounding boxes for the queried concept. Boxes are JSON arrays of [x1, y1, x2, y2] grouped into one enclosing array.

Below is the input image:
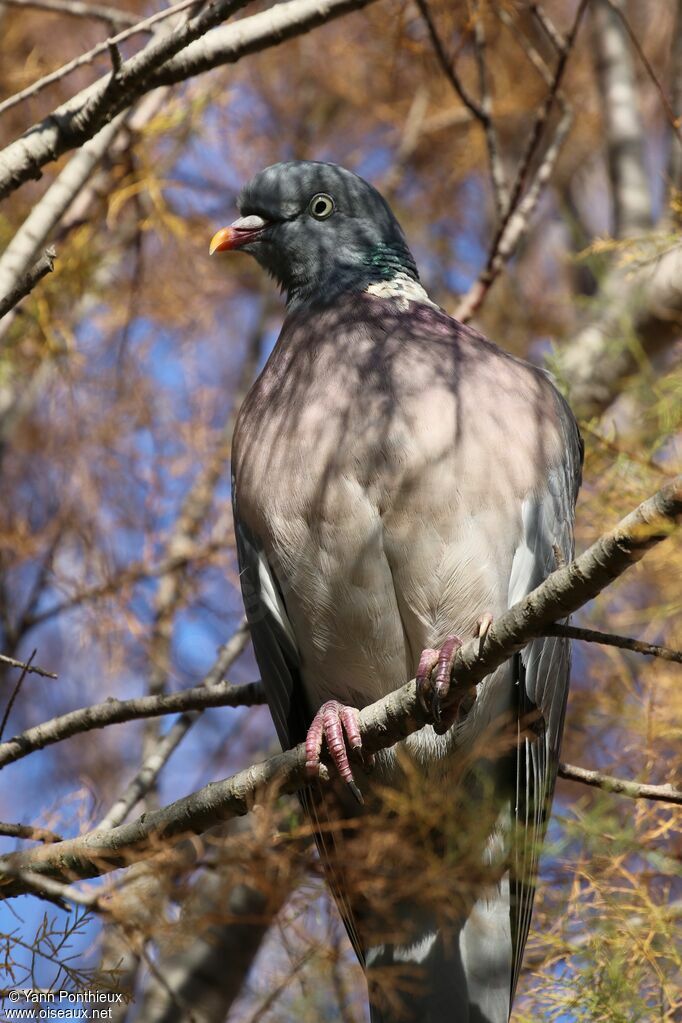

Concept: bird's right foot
[[415, 635, 465, 734], [305, 700, 368, 804]]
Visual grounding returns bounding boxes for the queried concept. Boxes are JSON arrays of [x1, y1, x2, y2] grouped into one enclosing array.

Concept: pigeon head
[[209, 161, 420, 306]]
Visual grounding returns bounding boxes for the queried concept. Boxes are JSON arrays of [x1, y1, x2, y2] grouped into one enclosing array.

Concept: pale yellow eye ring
[[308, 193, 335, 220]]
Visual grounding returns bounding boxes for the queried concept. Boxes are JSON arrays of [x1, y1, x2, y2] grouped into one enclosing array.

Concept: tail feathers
[[366, 885, 512, 1023]]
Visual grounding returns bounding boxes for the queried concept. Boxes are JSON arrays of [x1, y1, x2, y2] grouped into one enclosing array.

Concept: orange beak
[[209, 215, 268, 255]]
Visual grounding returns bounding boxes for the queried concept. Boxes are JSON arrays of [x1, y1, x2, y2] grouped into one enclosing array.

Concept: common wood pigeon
[[211, 161, 582, 1023]]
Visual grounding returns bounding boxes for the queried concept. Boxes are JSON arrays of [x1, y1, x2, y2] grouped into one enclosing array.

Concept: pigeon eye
[[308, 193, 335, 220]]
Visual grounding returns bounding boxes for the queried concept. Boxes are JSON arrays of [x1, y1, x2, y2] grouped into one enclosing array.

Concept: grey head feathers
[[233, 161, 420, 306]]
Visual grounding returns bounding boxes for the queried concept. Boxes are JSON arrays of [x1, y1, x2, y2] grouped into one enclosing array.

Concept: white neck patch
[[365, 272, 439, 310]]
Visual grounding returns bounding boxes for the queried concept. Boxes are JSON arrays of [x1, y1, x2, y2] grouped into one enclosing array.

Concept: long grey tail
[[366, 883, 513, 1023]]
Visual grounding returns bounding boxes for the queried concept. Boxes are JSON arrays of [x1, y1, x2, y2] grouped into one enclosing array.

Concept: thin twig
[[0, 477, 679, 895], [545, 623, 682, 663], [472, 2, 508, 218], [455, 106, 572, 321], [529, 1, 567, 52], [455, 0, 589, 322], [0, 822, 62, 844], [1, 0, 138, 24], [0, 653, 57, 679], [0, 675, 262, 770], [2, 0, 139, 28], [495, 6, 560, 86], [0, 0, 201, 120], [99, 621, 251, 829], [0, 249, 56, 320], [592, 0, 652, 237], [24, 539, 224, 629], [668, 0, 682, 193], [416, 0, 509, 225], [0, 652, 35, 741], [0, 0, 379, 201], [135, 940, 199, 1023], [5, 867, 105, 909], [581, 421, 677, 478], [603, 0, 682, 147], [558, 763, 682, 804], [243, 948, 316, 1023], [415, 0, 485, 120]]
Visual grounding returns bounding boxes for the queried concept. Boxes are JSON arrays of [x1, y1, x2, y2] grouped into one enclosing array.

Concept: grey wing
[[508, 401, 583, 996], [232, 480, 309, 749]]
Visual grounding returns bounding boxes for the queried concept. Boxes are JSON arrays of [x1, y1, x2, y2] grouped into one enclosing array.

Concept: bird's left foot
[[305, 700, 368, 805], [416, 636, 465, 734], [416, 615, 494, 734]]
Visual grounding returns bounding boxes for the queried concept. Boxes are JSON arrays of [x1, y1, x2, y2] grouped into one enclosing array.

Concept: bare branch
[[4, 868, 96, 909], [1, 0, 139, 28], [0, 822, 62, 843], [0, 676, 263, 770], [602, 0, 682, 151], [0, 117, 124, 343], [0, 249, 56, 320], [454, 0, 588, 322], [555, 240, 682, 419], [592, 0, 652, 237], [0, 0, 200, 120], [545, 623, 682, 664], [668, 0, 682, 195], [529, 3, 566, 52], [0, 653, 57, 678], [493, 8, 560, 90], [0, 477, 679, 895], [0, 0, 378, 201], [100, 621, 251, 829], [472, 3, 508, 219], [414, 0, 484, 121], [454, 106, 572, 322], [24, 539, 224, 629], [558, 763, 682, 804], [0, 652, 35, 741]]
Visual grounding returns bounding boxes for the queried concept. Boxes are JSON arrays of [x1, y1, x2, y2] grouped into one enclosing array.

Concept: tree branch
[[0, 0, 199, 120], [669, 0, 682, 195], [558, 763, 682, 804], [99, 622, 251, 829], [0, 0, 379, 202], [414, 0, 485, 122], [454, 0, 587, 322], [0, 822, 62, 843], [0, 477, 679, 896], [472, 2, 509, 220], [545, 623, 682, 663], [0, 676, 263, 770], [23, 539, 225, 630], [0, 248, 56, 320], [1, 0, 139, 28], [592, 0, 652, 237], [555, 241, 682, 419], [0, 652, 57, 678]]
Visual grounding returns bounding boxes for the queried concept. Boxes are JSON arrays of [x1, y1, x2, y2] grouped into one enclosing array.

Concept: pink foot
[[416, 635, 464, 733], [306, 700, 366, 804]]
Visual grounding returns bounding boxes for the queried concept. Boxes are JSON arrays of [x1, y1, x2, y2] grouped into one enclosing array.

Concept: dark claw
[[416, 647, 439, 715], [348, 779, 364, 805], [431, 691, 443, 725]]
